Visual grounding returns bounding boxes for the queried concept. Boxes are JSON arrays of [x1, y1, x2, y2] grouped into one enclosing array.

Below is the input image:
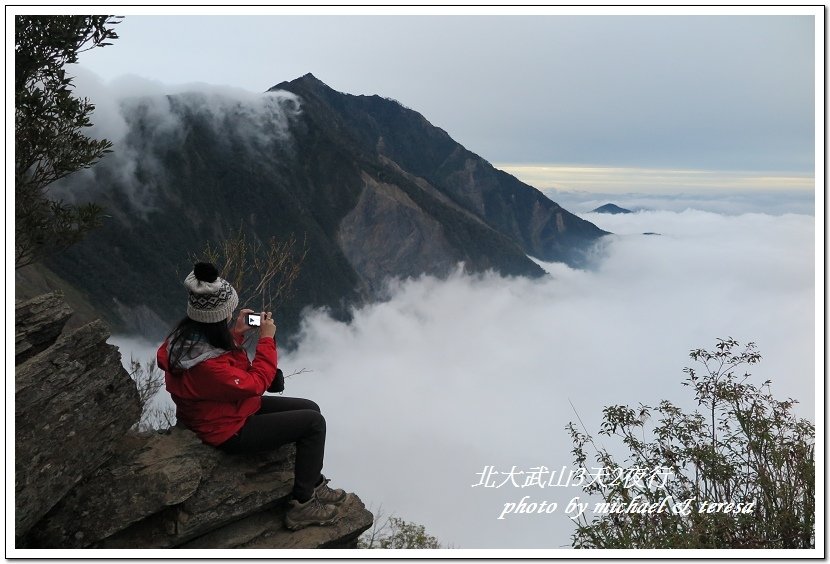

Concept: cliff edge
[[14, 292, 372, 550]]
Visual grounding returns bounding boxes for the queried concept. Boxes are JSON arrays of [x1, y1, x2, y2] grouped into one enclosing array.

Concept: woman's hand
[[232, 309, 256, 337], [260, 311, 277, 339]]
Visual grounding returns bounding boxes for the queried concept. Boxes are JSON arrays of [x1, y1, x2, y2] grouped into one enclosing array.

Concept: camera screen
[[247, 314, 261, 326]]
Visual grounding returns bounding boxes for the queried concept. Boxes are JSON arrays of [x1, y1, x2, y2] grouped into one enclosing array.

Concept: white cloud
[[112, 207, 815, 550], [51, 68, 301, 213], [493, 164, 815, 215], [547, 187, 815, 216], [497, 164, 814, 194]]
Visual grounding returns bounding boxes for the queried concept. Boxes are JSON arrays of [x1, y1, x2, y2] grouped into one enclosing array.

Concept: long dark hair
[[166, 316, 240, 372]]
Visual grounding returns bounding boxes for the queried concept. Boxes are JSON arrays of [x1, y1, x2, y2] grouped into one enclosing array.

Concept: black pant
[[218, 396, 326, 502]]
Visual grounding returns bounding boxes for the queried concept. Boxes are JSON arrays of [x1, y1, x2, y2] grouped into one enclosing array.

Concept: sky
[[58, 8, 818, 196], [9, 5, 823, 556]]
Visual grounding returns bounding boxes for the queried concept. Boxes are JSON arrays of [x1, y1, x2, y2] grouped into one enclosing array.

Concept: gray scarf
[[169, 339, 228, 370]]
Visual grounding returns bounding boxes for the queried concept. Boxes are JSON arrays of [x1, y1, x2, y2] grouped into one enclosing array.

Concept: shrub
[[358, 509, 443, 549], [567, 338, 814, 549], [15, 16, 120, 268]]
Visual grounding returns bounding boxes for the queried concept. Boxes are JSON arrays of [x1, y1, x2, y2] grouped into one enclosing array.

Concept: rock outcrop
[[15, 293, 141, 537], [14, 291, 73, 364], [15, 293, 373, 549]]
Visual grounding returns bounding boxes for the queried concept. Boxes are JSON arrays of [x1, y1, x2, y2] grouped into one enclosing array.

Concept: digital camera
[[246, 313, 262, 327]]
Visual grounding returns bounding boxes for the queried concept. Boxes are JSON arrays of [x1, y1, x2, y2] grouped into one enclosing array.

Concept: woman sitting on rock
[[156, 262, 346, 531]]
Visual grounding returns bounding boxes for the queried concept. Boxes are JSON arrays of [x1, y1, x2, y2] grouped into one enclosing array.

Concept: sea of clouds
[[546, 187, 816, 216], [112, 197, 816, 549]]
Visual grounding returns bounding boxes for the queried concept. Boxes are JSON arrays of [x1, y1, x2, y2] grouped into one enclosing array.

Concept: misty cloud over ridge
[[50, 68, 301, 212], [112, 205, 815, 548]]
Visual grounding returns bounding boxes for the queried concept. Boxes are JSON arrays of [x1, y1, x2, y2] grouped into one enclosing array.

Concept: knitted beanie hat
[[184, 263, 239, 323]]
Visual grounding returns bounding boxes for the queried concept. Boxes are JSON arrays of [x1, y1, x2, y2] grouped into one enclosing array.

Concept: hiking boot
[[285, 496, 339, 531], [314, 475, 347, 505]]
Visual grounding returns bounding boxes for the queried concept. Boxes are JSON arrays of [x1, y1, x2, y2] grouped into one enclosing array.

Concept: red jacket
[[157, 335, 278, 446]]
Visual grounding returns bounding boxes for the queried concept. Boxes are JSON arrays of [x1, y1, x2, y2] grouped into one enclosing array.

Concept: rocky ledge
[[15, 292, 373, 550]]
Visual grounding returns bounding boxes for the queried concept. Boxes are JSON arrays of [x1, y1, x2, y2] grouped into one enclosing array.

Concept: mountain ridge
[[32, 74, 609, 341], [591, 203, 632, 214], [272, 74, 608, 264]]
